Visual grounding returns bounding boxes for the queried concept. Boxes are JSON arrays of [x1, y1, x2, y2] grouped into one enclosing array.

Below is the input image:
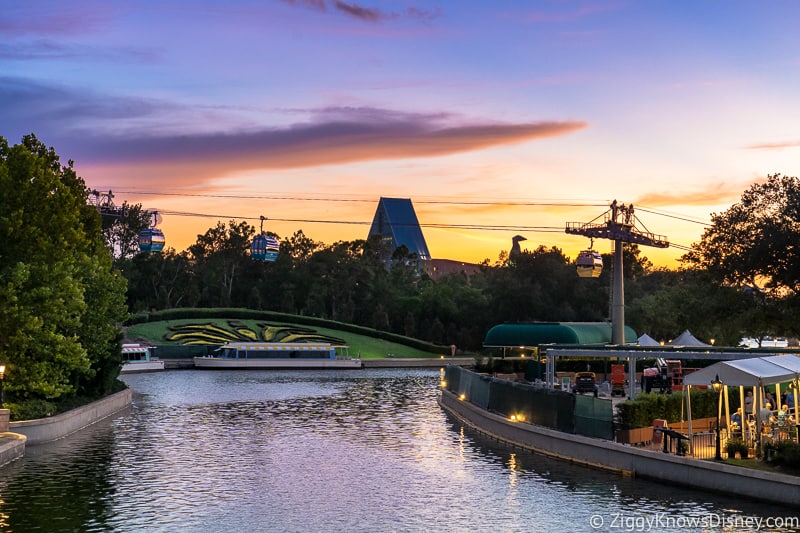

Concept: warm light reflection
[[440, 380, 447, 388], [458, 426, 466, 462], [459, 393, 466, 401], [508, 453, 519, 489]]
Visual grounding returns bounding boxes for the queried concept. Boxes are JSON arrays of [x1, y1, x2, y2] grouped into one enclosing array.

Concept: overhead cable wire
[[109, 191, 700, 252], [111, 189, 609, 208]]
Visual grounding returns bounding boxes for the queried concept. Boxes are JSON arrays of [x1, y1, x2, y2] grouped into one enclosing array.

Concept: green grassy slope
[[125, 318, 440, 359]]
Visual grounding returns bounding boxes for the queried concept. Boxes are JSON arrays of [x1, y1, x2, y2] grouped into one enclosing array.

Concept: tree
[[683, 174, 800, 296], [0, 135, 128, 400], [88, 189, 156, 263], [122, 249, 195, 312], [682, 174, 800, 339], [188, 220, 255, 307]]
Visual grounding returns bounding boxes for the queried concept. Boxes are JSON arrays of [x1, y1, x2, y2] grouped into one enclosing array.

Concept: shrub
[[726, 437, 746, 458], [616, 389, 721, 429], [7, 380, 126, 422], [7, 399, 58, 421], [772, 441, 800, 469]]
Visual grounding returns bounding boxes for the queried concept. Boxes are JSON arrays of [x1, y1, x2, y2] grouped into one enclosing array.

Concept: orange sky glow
[[4, 2, 800, 269]]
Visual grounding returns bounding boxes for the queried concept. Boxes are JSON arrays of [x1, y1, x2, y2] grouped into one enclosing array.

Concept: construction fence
[[444, 366, 614, 440]]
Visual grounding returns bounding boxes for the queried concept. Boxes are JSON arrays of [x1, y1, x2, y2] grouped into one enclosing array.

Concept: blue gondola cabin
[[139, 228, 166, 253], [251, 234, 280, 262]]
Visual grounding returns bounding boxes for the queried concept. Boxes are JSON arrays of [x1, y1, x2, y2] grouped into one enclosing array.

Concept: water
[[0, 369, 797, 532]]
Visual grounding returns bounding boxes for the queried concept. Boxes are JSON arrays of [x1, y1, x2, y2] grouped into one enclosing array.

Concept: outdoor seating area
[[682, 354, 800, 458]]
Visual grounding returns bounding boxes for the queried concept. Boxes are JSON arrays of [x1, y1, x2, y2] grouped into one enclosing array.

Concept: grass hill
[[125, 308, 451, 359]]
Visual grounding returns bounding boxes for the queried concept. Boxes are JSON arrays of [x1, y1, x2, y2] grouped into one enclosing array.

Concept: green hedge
[[8, 380, 128, 422], [616, 389, 720, 429], [768, 440, 800, 470], [127, 307, 450, 355]]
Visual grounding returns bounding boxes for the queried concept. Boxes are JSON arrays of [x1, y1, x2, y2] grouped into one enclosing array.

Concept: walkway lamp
[[711, 374, 723, 460], [0, 364, 5, 408]]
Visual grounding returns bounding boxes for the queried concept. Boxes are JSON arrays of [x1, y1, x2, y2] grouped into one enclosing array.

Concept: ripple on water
[[2, 369, 797, 532]]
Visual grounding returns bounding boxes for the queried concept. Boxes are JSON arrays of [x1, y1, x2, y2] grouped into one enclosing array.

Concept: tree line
[[2, 134, 798, 410], [117, 176, 800, 353]]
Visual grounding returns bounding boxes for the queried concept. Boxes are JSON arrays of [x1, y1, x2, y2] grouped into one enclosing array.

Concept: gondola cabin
[[138, 228, 165, 253], [576, 250, 603, 278], [250, 234, 280, 262]]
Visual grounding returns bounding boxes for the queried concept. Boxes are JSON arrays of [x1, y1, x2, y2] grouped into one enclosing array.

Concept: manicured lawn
[[126, 318, 439, 359]]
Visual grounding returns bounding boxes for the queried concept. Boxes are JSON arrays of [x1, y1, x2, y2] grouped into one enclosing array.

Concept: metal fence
[[444, 366, 614, 440]]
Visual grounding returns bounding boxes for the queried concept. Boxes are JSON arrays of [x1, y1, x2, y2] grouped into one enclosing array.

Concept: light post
[[0, 364, 5, 409], [711, 374, 723, 460]]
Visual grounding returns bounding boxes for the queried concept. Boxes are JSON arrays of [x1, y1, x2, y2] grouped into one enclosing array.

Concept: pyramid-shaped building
[[367, 197, 431, 262]]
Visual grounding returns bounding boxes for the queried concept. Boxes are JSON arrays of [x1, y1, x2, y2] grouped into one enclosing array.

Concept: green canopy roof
[[483, 322, 638, 347]]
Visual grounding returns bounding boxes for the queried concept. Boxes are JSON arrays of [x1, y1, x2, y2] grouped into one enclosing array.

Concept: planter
[[616, 427, 653, 446]]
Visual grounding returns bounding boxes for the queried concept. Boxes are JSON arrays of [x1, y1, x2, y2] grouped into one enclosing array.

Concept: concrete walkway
[[0, 433, 26, 467]]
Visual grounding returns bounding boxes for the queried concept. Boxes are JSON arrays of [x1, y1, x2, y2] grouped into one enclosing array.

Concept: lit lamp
[[0, 364, 5, 409], [711, 374, 723, 460]]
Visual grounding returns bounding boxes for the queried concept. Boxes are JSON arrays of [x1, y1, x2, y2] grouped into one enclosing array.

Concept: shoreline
[[162, 356, 476, 369], [438, 387, 800, 506]]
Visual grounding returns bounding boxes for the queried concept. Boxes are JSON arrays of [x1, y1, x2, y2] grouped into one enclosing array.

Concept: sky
[[3, 1, 800, 268]]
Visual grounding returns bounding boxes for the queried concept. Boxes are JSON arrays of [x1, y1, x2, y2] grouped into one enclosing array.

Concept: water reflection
[[0, 369, 796, 532]]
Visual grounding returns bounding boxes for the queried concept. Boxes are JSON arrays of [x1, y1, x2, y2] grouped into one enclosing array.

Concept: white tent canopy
[[682, 354, 800, 454], [684, 354, 800, 387], [638, 333, 660, 346], [668, 329, 710, 347]]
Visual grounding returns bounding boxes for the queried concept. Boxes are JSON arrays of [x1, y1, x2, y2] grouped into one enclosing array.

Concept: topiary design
[[164, 320, 346, 345]]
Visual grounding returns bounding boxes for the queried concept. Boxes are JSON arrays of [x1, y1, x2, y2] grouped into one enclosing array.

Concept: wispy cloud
[[0, 7, 112, 36], [745, 141, 800, 150], [0, 40, 161, 63], [84, 116, 586, 164], [79, 115, 587, 189], [279, 0, 441, 22], [635, 180, 750, 207], [514, 2, 624, 23], [335, 1, 383, 22], [1, 75, 586, 192]]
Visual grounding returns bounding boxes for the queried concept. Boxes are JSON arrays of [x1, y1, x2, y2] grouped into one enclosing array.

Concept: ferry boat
[[193, 342, 363, 369], [121, 343, 165, 373]]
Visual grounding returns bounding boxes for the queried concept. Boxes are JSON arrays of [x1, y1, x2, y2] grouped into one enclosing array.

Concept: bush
[[6, 399, 58, 421], [7, 380, 127, 422], [772, 441, 800, 469], [473, 356, 528, 374], [616, 389, 721, 429], [726, 437, 747, 458]]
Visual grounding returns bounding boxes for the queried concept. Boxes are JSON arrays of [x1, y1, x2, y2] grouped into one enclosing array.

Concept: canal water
[[0, 369, 797, 532]]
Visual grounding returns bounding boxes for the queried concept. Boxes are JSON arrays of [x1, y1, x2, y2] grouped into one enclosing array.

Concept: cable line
[[102, 190, 701, 252]]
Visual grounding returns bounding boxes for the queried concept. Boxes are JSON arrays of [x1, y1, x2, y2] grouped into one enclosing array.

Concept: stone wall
[[10, 388, 132, 445], [439, 388, 800, 506]]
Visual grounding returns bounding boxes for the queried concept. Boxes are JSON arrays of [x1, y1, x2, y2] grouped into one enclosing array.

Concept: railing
[[688, 432, 718, 459]]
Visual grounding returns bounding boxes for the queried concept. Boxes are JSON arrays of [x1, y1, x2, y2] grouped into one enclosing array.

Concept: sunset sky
[[3, 1, 800, 267]]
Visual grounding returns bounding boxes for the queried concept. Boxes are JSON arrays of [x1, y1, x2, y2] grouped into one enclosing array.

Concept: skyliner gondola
[[250, 215, 280, 262]]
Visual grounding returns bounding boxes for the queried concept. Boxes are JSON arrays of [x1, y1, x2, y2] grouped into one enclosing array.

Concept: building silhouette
[[367, 196, 483, 280], [368, 197, 431, 262]]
